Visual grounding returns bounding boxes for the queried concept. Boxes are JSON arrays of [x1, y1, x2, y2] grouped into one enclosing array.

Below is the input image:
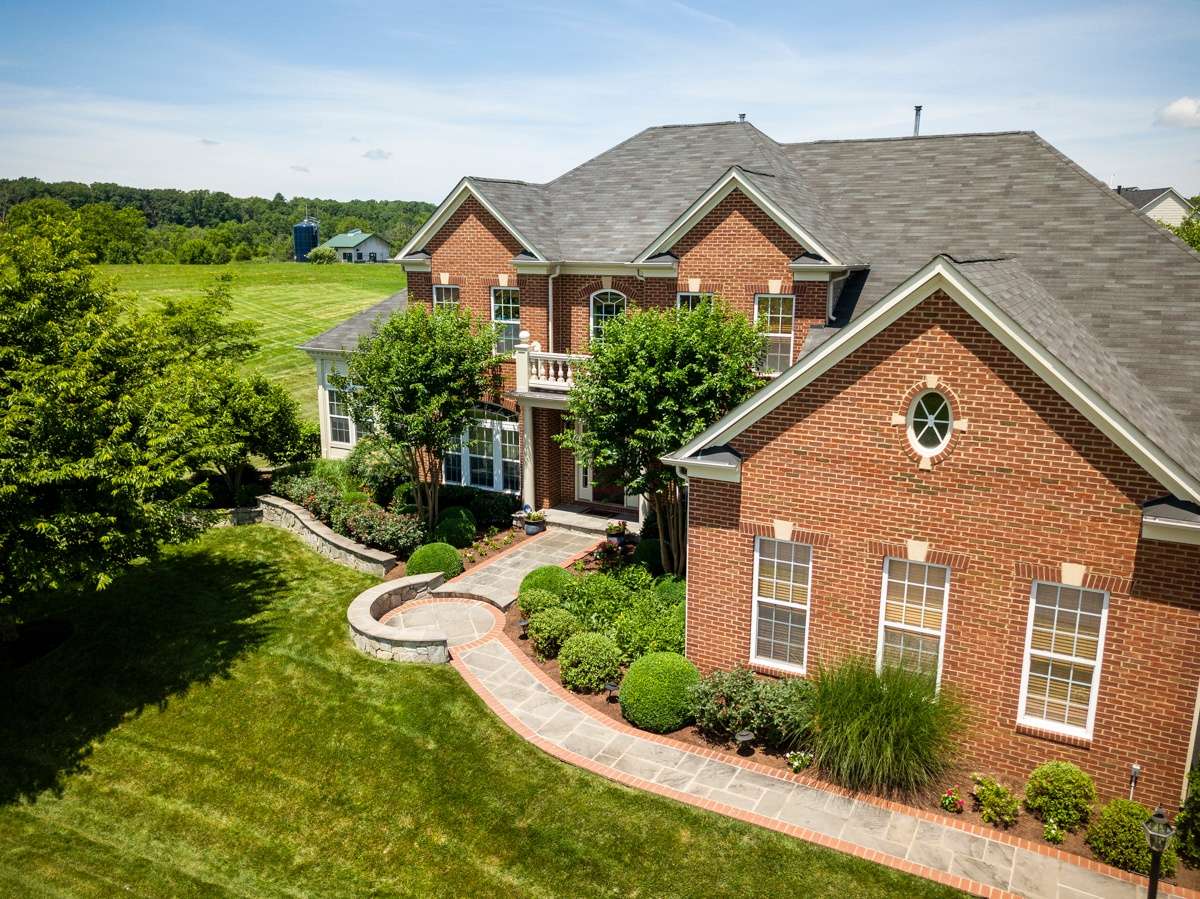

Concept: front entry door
[[576, 460, 637, 509]]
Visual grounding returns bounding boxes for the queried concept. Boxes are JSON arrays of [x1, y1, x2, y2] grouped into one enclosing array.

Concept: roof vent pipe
[[913, 105, 923, 137], [738, 113, 746, 123]]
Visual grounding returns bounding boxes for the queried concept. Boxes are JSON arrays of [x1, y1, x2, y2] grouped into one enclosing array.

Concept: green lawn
[[99, 263, 406, 419], [0, 527, 960, 898]]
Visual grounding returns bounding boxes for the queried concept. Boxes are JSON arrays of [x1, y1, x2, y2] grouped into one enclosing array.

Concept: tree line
[[0, 177, 434, 264]]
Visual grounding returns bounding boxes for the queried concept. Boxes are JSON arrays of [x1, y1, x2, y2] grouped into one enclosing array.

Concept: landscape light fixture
[[735, 729, 755, 755], [518, 618, 530, 639], [1144, 807, 1175, 899], [604, 682, 620, 703]]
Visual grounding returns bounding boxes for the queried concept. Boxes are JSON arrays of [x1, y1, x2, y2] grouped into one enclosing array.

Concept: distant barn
[[317, 229, 392, 262]]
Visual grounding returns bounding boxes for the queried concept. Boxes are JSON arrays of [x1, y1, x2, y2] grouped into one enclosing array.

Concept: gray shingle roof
[[300, 289, 407, 352], [781, 132, 1200, 448], [1114, 187, 1173, 210]]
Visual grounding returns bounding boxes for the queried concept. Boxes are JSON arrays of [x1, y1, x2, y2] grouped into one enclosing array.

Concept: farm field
[[99, 263, 405, 419]]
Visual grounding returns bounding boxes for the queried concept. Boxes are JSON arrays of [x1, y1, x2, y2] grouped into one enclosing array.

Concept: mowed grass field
[[98, 263, 406, 419], [0, 526, 961, 899]]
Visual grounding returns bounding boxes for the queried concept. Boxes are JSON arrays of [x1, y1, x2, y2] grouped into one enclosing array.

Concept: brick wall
[[533, 407, 565, 508], [686, 289, 1200, 809]]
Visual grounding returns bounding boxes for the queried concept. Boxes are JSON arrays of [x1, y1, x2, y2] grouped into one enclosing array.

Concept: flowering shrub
[[971, 774, 1019, 828], [1043, 819, 1065, 845], [940, 786, 964, 814], [786, 751, 813, 773]]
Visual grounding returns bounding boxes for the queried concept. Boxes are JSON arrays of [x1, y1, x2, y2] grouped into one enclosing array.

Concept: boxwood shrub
[[1085, 799, 1178, 876], [433, 506, 477, 548], [619, 651, 699, 733], [1024, 761, 1096, 831], [613, 591, 684, 663], [561, 573, 635, 633], [558, 632, 621, 693], [527, 608, 581, 660], [518, 565, 576, 598], [405, 542, 463, 579], [809, 657, 963, 794], [517, 588, 561, 619]]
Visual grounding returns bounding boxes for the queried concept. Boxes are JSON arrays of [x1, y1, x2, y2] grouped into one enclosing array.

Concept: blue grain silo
[[293, 216, 320, 261]]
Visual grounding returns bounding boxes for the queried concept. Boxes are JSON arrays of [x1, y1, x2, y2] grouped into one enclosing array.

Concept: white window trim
[[749, 536, 813, 674], [491, 286, 520, 353], [589, 289, 627, 341], [875, 557, 950, 687], [753, 293, 796, 373], [444, 410, 520, 494], [433, 284, 460, 310], [907, 389, 953, 457], [1016, 581, 1109, 740]]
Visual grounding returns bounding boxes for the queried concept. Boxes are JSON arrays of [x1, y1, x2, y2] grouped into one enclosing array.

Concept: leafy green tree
[[3, 197, 72, 228], [1169, 216, 1200, 253], [76, 202, 148, 262], [306, 246, 338, 264], [335, 306, 500, 527], [558, 301, 763, 575], [0, 219, 211, 631], [177, 238, 216, 264]]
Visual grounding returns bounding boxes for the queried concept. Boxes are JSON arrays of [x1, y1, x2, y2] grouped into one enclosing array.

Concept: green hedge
[[1177, 767, 1200, 865], [1024, 761, 1096, 832], [527, 608, 581, 660], [405, 542, 463, 579], [558, 632, 621, 693], [517, 588, 561, 619], [518, 565, 576, 598], [619, 652, 699, 734], [1085, 799, 1178, 876], [433, 506, 477, 548], [612, 591, 684, 663]]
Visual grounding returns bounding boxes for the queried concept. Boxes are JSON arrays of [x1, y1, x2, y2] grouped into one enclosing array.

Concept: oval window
[[907, 391, 953, 456]]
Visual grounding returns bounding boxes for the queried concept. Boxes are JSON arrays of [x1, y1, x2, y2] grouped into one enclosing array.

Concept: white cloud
[[361, 148, 390, 160], [1156, 97, 1200, 128]]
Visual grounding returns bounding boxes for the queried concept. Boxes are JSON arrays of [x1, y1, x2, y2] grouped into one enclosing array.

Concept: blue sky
[[0, 0, 1197, 202]]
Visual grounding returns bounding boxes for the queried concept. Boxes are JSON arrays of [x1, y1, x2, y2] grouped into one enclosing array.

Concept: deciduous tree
[[558, 301, 763, 575]]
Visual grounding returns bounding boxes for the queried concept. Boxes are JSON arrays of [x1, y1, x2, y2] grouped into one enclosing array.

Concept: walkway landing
[[431, 530, 597, 610]]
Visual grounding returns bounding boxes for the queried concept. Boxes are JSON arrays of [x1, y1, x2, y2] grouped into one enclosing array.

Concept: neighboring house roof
[[300, 289, 407, 353], [320, 229, 391, 250], [1114, 186, 1193, 212]]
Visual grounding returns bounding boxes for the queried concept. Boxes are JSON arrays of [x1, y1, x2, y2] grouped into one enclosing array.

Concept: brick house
[[302, 121, 1200, 809]]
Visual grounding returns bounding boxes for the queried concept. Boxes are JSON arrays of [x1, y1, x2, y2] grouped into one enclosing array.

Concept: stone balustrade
[[346, 574, 450, 663], [513, 332, 587, 392]]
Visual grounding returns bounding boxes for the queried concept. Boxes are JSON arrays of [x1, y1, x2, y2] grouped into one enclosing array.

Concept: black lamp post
[[1144, 807, 1175, 899]]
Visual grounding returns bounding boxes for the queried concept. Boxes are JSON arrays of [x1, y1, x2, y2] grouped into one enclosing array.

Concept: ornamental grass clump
[[808, 657, 964, 795], [1023, 761, 1096, 832], [558, 632, 621, 693], [1085, 799, 1178, 876]]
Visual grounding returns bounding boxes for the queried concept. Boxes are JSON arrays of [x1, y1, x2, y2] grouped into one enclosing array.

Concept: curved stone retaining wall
[[257, 495, 397, 577], [347, 574, 449, 663]]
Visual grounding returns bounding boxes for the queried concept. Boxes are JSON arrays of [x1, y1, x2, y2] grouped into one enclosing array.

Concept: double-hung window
[[676, 291, 715, 311], [590, 290, 626, 340], [750, 537, 812, 672], [1018, 582, 1108, 738], [491, 287, 520, 353], [442, 407, 520, 493], [877, 558, 949, 682], [327, 388, 352, 445], [342, 252, 352, 262], [433, 284, 460, 310], [754, 294, 795, 372]]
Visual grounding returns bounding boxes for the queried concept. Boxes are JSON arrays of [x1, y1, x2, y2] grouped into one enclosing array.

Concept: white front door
[[576, 459, 638, 509]]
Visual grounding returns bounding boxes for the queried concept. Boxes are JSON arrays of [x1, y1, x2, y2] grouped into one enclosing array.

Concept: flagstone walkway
[[426, 538, 1192, 899]]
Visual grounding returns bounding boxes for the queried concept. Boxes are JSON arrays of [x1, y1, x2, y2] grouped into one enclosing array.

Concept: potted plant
[[524, 510, 546, 535], [605, 520, 627, 546]]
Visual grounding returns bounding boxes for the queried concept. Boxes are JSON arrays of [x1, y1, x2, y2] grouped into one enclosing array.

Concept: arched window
[[906, 391, 953, 456], [590, 289, 627, 340], [442, 404, 520, 493]]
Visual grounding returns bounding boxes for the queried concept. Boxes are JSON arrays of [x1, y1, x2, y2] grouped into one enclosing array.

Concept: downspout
[[826, 270, 849, 323], [548, 265, 559, 352]]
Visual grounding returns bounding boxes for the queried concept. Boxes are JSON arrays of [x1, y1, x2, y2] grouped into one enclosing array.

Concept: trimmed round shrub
[[1024, 761, 1096, 832], [654, 576, 686, 606], [1085, 799, 1178, 876], [631, 538, 665, 576], [558, 632, 621, 693], [433, 506, 477, 548], [613, 592, 684, 663], [527, 608, 581, 660], [519, 565, 576, 598], [470, 490, 520, 528], [517, 588, 561, 619], [562, 573, 634, 632], [619, 651, 699, 733], [405, 542, 463, 578], [809, 656, 964, 794]]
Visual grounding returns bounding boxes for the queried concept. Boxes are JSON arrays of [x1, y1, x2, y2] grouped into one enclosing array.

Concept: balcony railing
[[514, 332, 587, 393]]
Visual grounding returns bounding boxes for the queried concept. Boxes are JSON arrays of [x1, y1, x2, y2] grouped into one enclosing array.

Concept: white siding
[[339, 236, 392, 262], [1144, 193, 1194, 228], [312, 353, 357, 459]]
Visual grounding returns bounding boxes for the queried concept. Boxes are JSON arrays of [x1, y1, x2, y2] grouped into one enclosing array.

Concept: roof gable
[[667, 256, 1200, 504], [397, 178, 547, 261]]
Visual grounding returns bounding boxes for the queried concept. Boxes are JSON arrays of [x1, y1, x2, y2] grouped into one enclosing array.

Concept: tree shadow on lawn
[[0, 546, 277, 805]]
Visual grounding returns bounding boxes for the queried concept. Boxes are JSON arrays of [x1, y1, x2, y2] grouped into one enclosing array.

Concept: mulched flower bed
[[385, 525, 534, 580], [502, 601, 1199, 890]]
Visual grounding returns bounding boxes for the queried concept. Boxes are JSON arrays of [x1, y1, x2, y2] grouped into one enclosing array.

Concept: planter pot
[[525, 521, 546, 535], [606, 533, 625, 546]]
